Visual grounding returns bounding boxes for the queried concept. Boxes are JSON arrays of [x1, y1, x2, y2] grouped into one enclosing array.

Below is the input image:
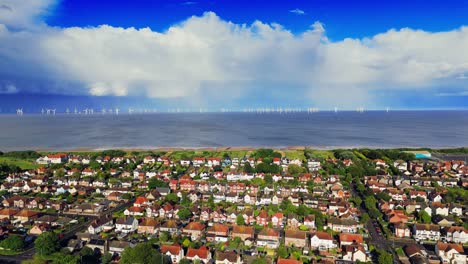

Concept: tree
[[101, 252, 113, 264], [35, 232, 60, 256], [148, 178, 169, 189], [177, 208, 192, 220], [159, 231, 170, 242], [0, 235, 24, 251], [236, 214, 245, 226], [360, 212, 370, 224], [418, 210, 432, 224], [179, 259, 191, 264], [120, 243, 164, 264], [243, 163, 255, 173], [277, 245, 288, 258], [287, 164, 304, 175], [165, 193, 179, 203], [377, 249, 393, 264]]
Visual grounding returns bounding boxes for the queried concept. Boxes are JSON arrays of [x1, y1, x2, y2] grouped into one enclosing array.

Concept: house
[[339, 233, 364, 246], [393, 222, 411, 238], [206, 223, 229, 242], [256, 228, 280, 249], [109, 240, 134, 256], [435, 242, 466, 264], [35, 215, 58, 226], [277, 258, 302, 264], [161, 244, 184, 264], [160, 220, 178, 233], [115, 216, 138, 233], [183, 222, 205, 240], [66, 239, 84, 253], [413, 223, 441, 241], [186, 246, 211, 263], [231, 225, 254, 241], [124, 206, 144, 216], [284, 230, 307, 248], [443, 226, 468, 244], [143, 156, 156, 164], [256, 210, 269, 226], [310, 231, 336, 250], [14, 209, 40, 223], [29, 223, 51, 235], [342, 245, 368, 263], [271, 212, 284, 227], [304, 215, 316, 229], [138, 217, 159, 234], [45, 153, 68, 164], [88, 215, 113, 234], [215, 251, 242, 264], [327, 217, 361, 233]]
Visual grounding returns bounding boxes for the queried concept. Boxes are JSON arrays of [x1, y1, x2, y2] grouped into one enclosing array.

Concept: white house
[[435, 242, 466, 264], [115, 217, 138, 233], [413, 223, 440, 241], [310, 232, 336, 250]]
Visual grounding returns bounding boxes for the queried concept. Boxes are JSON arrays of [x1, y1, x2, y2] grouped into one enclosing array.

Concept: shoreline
[[23, 145, 467, 153]]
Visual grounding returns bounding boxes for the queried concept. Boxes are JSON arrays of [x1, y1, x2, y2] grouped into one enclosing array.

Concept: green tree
[[360, 212, 370, 224], [236, 214, 245, 225], [35, 232, 60, 256], [177, 208, 192, 220], [277, 245, 289, 258], [418, 210, 432, 224], [159, 231, 170, 242], [148, 178, 169, 189], [0, 235, 24, 251], [101, 252, 113, 264], [377, 249, 393, 264], [179, 259, 191, 264], [165, 193, 179, 203], [287, 164, 304, 175], [120, 243, 164, 264]]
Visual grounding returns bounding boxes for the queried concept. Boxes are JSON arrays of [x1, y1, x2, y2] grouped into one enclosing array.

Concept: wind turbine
[[16, 108, 23, 116], [41, 108, 45, 115], [115, 108, 119, 115], [66, 108, 70, 114]]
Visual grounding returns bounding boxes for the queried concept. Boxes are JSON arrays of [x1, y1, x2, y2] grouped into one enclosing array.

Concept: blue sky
[[0, 0, 468, 112]]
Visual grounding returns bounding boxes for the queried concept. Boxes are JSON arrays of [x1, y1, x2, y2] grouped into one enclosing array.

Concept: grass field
[[0, 157, 39, 170]]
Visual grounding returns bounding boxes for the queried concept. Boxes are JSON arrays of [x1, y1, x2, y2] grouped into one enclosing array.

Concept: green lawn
[[0, 248, 23, 255], [0, 157, 39, 170], [282, 150, 305, 160]]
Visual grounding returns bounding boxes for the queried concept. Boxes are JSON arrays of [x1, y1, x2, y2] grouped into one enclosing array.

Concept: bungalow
[[231, 225, 254, 241], [35, 215, 58, 226], [159, 220, 178, 233], [327, 217, 361, 233], [310, 231, 336, 249], [29, 223, 51, 236], [161, 244, 184, 264], [215, 251, 242, 264], [115, 216, 138, 233], [339, 233, 364, 247], [183, 222, 205, 240], [285, 230, 307, 248], [14, 209, 40, 223], [124, 206, 144, 216], [109, 240, 134, 256], [88, 215, 113, 234], [138, 217, 159, 234], [256, 227, 280, 249], [435, 242, 466, 264], [206, 223, 229, 242], [277, 258, 302, 264], [186, 246, 211, 263]]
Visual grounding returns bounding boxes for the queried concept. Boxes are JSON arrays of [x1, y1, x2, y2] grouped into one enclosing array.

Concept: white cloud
[[0, 0, 56, 29], [290, 8, 306, 15], [0, 1, 467, 108]]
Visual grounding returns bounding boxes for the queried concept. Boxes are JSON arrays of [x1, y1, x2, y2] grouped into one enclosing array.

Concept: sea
[[0, 111, 467, 151]]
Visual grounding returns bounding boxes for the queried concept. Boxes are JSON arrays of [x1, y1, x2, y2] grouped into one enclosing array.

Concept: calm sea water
[[0, 111, 467, 151]]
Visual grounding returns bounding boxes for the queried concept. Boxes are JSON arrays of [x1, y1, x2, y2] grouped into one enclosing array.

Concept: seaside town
[[0, 148, 466, 264]]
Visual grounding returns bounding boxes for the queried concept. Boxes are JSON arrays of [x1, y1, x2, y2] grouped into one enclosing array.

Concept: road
[[0, 198, 135, 263], [350, 182, 409, 264]]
